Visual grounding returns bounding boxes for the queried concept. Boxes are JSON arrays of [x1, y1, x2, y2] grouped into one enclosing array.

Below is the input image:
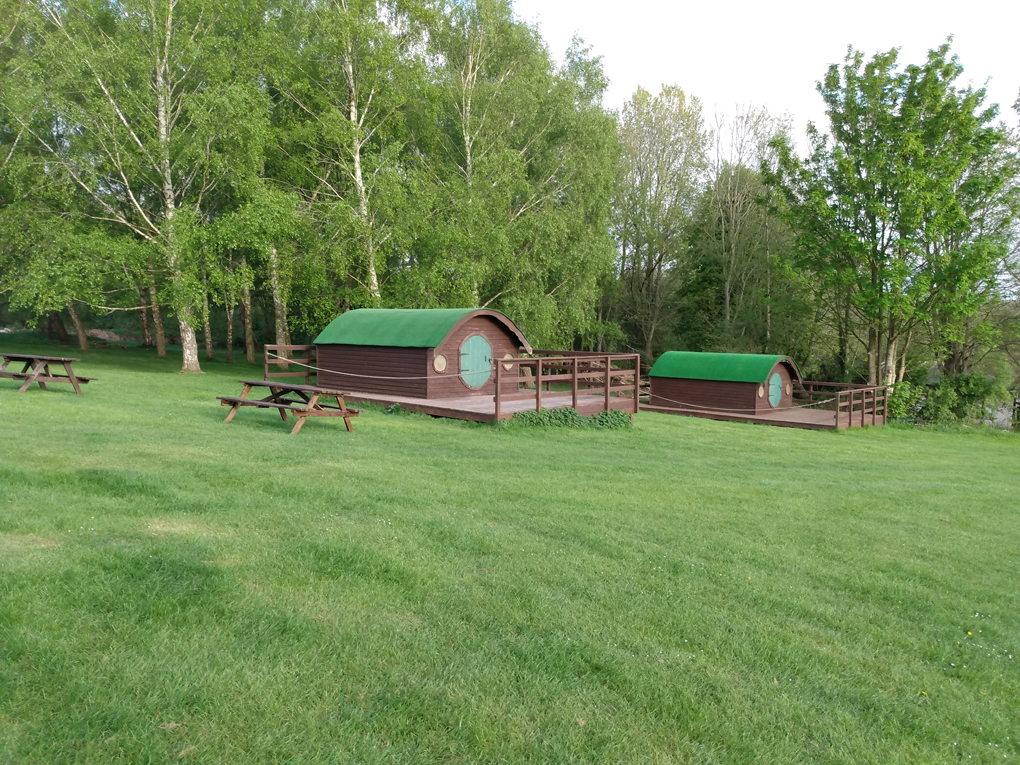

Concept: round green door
[[460, 334, 492, 388], [767, 372, 783, 408]]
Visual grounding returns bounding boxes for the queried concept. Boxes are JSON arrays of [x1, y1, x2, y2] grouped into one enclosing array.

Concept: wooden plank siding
[[428, 315, 523, 399], [316, 345, 429, 398], [649, 359, 796, 415], [315, 316, 524, 401], [649, 378, 757, 414]]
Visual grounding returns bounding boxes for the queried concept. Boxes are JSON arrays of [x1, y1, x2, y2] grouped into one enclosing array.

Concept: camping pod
[[647, 352, 802, 414], [313, 308, 532, 399]]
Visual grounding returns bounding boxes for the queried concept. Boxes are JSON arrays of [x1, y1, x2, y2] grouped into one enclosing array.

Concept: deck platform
[[640, 403, 885, 430], [345, 390, 636, 423]]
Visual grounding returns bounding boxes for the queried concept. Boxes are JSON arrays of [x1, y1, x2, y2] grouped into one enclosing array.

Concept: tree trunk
[[49, 311, 70, 342], [867, 323, 879, 386], [149, 281, 167, 358], [178, 320, 201, 374], [138, 288, 153, 346], [267, 246, 290, 352], [897, 329, 911, 383], [240, 271, 256, 364], [155, 2, 200, 374], [764, 206, 772, 348], [643, 322, 656, 369], [202, 286, 214, 361], [883, 335, 898, 387], [881, 314, 898, 386], [66, 302, 90, 352], [225, 302, 234, 363], [343, 52, 381, 303]]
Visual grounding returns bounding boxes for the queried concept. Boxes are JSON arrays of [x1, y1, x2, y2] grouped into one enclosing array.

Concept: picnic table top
[[237, 379, 349, 396], [1, 352, 81, 363]]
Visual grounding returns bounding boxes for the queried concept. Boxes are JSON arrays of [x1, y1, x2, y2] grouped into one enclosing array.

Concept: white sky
[[512, 0, 1020, 139]]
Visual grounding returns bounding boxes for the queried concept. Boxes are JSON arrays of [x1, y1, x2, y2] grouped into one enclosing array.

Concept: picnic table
[[0, 352, 95, 394], [218, 379, 360, 435]]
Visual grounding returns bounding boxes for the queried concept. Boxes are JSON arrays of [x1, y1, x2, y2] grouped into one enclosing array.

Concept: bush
[[504, 407, 632, 430], [889, 373, 1011, 424], [887, 381, 924, 420], [919, 384, 961, 424]]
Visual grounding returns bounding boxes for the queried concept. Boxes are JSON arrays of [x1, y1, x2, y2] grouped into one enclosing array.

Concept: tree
[[270, 0, 433, 308], [413, 15, 618, 346], [1, 0, 270, 372], [767, 43, 1015, 385], [612, 85, 708, 361]]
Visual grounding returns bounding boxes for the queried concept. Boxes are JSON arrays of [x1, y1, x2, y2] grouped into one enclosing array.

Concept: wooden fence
[[264, 344, 316, 386], [494, 352, 641, 420], [794, 381, 888, 428]]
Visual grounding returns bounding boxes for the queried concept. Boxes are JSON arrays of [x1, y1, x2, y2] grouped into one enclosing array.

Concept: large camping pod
[[313, 308, 532, 399], [647, 352, 802, 414]]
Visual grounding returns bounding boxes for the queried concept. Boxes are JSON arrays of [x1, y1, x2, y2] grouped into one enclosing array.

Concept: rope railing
[[646, 391, 837, 414], [265, 351, 643, 424]]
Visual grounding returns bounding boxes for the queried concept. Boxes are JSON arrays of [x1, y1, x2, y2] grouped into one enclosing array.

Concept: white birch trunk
[[156, 0, 200, 373], [343, 52, 381, 303], [267, 246, 291, 356]]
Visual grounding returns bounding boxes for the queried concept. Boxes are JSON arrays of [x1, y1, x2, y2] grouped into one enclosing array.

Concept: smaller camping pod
[[313, 308, 532, 399], [647, 352, 802, 414]]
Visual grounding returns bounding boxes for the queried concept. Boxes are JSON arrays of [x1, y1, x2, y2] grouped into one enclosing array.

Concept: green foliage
[[890, 373, 1011, 423], [886, 381, 925, 420], [504, 406, 632, 429], [765, 42, 1018, 384], [609, 85, 709, 361]]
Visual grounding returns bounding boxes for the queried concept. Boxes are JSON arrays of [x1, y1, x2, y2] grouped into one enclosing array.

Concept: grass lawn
[[1, 338, 1018, 764]]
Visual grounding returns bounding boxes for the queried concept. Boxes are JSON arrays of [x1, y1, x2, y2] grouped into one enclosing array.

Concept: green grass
[[1, 339, 1019, 763]]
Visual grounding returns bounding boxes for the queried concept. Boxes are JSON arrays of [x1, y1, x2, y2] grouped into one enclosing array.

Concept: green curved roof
[[648, 352, 801, 383], [313, 308, 529, 349]]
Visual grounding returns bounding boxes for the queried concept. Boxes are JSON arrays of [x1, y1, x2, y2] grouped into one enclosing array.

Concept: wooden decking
[[640, 403, 884, 430], [641, 381, 888, 431], [344, 390, 635, 423], [336, 352, 642, 423]]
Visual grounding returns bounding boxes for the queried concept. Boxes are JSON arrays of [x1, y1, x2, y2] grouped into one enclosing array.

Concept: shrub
[[504, 407, 632, 429], [887, 381, 924, 419], [889, 373, 1011, 424]]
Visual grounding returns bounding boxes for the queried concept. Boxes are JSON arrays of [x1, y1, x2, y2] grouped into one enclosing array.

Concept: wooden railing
[[794, 381, 888, 428], [264, 344, 316, 386], [493, 352, 641, 420]]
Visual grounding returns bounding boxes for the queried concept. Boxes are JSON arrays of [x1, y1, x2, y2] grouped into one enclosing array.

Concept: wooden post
[[535, 359, 542, 412], [571, 357, 578, 410], [633, 355, 641, 414], [604, 355, 611, 412], [494, 361, 501, 421]]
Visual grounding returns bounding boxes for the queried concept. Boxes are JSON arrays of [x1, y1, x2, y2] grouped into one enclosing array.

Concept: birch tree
[[613, 85, 708, 361], [272, 0, 431, 307], [414, 6, 617, 345], [1, 0, 269, 372]]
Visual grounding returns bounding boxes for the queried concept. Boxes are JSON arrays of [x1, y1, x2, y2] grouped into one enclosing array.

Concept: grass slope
[[1, 340, 1018, 763]]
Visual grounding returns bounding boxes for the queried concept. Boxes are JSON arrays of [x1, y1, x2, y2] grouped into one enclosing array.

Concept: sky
[[511, 0, 1020, 139]]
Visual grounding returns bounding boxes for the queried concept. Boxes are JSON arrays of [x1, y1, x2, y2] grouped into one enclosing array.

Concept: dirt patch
[[0, 533, 59, 553], [147, 519, 229, 538]]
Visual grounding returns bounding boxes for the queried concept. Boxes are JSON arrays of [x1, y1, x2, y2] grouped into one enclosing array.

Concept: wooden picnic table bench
[[218, 379, 360, 435], [0, 352, 96, 395]]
